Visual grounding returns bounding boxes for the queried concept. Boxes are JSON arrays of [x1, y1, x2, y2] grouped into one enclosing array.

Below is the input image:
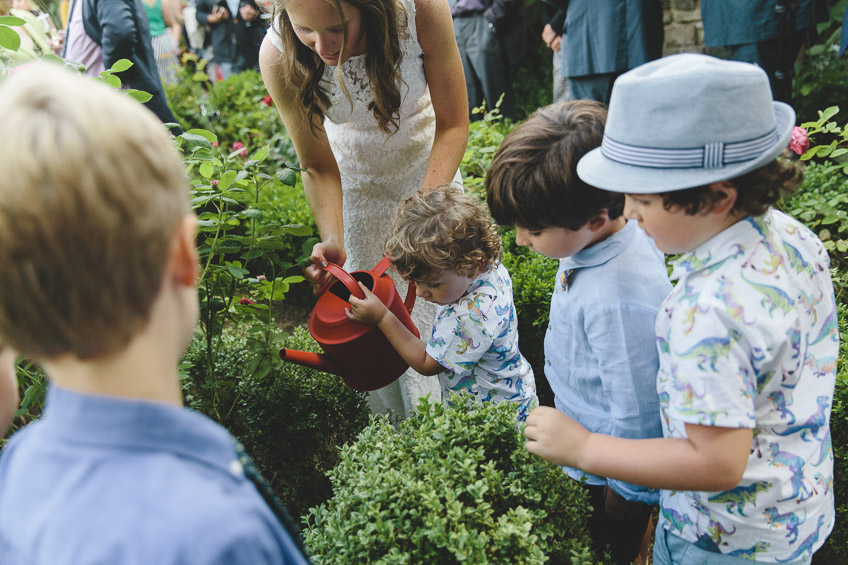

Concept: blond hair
[[386, 184, 502, 282], [0, 64, 189, 360]]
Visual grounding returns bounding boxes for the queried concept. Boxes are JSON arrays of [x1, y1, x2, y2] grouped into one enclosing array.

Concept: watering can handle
[[372, 257, 417, 315], [321, 262, 366, 300]]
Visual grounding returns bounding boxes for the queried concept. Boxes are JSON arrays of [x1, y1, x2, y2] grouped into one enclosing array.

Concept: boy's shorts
[[653, 526, 813, 565]]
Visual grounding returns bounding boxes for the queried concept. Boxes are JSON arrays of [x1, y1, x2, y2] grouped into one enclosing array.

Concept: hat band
[[601, 128, 779, 169]]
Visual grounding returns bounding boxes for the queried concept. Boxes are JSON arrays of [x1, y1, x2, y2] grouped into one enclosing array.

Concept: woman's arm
[[414, 0, 469, 188], [259, 37, 347, 291]]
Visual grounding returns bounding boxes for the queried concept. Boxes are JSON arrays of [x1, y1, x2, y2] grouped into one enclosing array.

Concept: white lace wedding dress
[[269, 0, 457, 417]]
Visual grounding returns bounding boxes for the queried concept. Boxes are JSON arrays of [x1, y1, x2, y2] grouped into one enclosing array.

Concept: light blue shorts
[[653, 526, 812, 565]]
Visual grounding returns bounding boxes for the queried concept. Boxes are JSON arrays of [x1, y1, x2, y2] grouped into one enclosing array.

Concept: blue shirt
[[545, 220, 671, 504], [0, 385, 309, 565]]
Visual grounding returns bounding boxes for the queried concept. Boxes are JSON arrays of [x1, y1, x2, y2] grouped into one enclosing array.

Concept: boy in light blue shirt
[[486, 100, 671, 564], [0, 65, 308, 564]]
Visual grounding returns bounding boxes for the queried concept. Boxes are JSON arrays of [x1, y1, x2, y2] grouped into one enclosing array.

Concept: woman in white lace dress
[[259, 0, 468, 417]]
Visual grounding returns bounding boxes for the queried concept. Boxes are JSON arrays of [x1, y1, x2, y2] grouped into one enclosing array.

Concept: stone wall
[[662, 0, 705, 55]]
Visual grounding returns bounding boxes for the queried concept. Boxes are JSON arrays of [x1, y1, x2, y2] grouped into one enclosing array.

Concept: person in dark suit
[[550, 0, 663, 105], [196, 0, 237, 81], [701, 0, 817, 103], [235, 0, 267, 72], [449, 0, 528, 121]]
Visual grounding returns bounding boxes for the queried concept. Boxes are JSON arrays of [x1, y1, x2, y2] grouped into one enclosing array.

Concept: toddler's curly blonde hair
[[385, 184, 502, 282]]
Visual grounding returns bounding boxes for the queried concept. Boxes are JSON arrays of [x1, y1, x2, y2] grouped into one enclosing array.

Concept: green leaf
[[218, 170, 238, 191], [186, 129, 218, 144], [101, 74, 122, 89], [0, 26, 21, 51], [0, 16, 26, 25], [252, 145, 270, 163], [242, 208, 264, 219], [277, 168, 298, 186], [180, 132, 213, 151], [109, 59, 134, 72], [125, 89, 153, 103], [820, 106, 840, 122], [226, 265, 249, 278], [281, 224, 313, 236], [199, 162, 215, 179]]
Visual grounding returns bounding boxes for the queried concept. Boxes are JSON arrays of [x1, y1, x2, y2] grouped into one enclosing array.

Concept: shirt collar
[[562, 219, 639, 270], [460, 263, 501, 300], [39, 385, 238, 477], [669, 212, 767, 281]]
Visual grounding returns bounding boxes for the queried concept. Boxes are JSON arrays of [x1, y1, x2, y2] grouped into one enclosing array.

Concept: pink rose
[[789, 126, 809, 155], [212, 142, 219, 148], [257, 275, 266, 280], [212, 179, 219, 186], [261, 94, 273, 107], [240, 297, 255, 305], [232, 141, 248, 158]]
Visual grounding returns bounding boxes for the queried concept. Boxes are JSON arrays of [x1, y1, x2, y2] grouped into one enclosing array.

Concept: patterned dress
[[425, 263, 537, 422], [269, 0, 460, 416], [656, 209, 837, 561]]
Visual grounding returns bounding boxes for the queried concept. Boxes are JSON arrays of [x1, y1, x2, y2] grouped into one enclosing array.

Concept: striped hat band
[[600, 128, 779, 170]]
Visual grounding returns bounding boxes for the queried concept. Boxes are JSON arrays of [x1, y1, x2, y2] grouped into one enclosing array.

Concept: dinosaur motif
[[493, 353, 522, 374], [763, 506, 806, 544], [808, 305, 838, 347], [660, 507, 693, 533], [707, 519, 737, 546], [672, 375, 707, 406], [740, 271, 795, 316], [717, 275, 755, 325], [776, 515, 826, 563], [460, 294, 488, 323], [767, 390, 796, 425], [727, 541, 770, 559], [768, 442, 817, 503], [707, 481, 771, 517], [783, 241, 816, 276], [454, 327, 480, 355], [429, 335, 446, 348], [447, 373, 477, 393], [489, 343, 511, 361], [676, 328, 744, 372], [814, 473, 833, 495], [812, 428, 832, 467], [772, 396, 829, 442]]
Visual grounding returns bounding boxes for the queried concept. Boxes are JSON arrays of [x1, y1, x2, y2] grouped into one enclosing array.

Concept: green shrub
[[304, 395, 594, 564], [183, 325, 371, 518]]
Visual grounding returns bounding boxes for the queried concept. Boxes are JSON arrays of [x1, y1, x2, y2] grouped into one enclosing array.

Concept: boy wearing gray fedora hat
[[524, 54, 837, 564]]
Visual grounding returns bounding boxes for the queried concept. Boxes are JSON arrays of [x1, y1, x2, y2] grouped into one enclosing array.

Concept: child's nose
[[623, 197, 638, 220], [515, 227, 530, 247]]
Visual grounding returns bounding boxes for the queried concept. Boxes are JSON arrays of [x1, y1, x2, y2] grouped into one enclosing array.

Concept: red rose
[[232, 141, 248, 158], [261, 94, 273, 107], [240, 297, 255, 305], [789, 126, 809, 156]]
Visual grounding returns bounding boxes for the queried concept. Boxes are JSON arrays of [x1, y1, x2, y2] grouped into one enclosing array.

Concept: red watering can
[[279, 257, 419, 391]]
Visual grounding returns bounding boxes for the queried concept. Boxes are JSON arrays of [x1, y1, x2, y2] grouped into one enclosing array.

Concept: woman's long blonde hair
[[272, 0, 407, 135]]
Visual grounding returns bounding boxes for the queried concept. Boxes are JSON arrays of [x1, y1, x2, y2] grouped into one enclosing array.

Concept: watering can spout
[[279, 349, 345, 377]]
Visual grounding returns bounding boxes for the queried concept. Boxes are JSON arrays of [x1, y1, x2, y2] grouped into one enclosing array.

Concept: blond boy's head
[[0, 64, 189, 360]]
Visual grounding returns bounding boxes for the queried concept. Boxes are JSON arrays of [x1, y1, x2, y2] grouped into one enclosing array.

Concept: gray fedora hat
[[576, 53, 795, 194]]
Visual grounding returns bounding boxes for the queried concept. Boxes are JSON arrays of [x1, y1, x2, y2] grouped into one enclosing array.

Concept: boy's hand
[[345, 282, 388, 325], [603, 485, 646, 520], [523, 406, 590, 467]]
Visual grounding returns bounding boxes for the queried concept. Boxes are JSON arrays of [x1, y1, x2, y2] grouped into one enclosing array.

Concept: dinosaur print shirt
[[426, 262, 537, 421], [657, 208, 837, 562]]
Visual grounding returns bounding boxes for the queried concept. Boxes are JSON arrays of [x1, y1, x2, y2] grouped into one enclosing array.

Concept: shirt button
[[229, 460, 244, 477]]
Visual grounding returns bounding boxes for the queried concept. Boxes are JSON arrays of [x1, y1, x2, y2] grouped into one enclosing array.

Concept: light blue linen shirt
[[544, 220, 671, 504], [0, 385, 309, 565]]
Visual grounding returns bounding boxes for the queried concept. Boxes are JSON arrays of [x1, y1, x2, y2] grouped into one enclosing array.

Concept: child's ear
[[708, 181, 739, 216], [168, 214, 200, 287], [586, 213, 609, 232]]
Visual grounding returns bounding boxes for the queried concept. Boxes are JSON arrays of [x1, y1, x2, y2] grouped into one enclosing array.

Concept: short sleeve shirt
[[656, 209, 837, 561], [425, 263, 537, 421]]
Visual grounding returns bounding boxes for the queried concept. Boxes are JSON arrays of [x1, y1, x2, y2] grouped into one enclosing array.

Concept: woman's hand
[[304, 241, 346, 295], [345, 282, 388, 325]]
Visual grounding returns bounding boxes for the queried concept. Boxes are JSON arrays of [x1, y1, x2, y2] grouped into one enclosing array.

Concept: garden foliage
[[303, 395, 595, 564], [182, 326, 370, 518]]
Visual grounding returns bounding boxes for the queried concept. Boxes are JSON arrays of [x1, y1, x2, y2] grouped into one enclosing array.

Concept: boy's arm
[[525, 407, 752, 492], [346, 283, 444, 376]]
